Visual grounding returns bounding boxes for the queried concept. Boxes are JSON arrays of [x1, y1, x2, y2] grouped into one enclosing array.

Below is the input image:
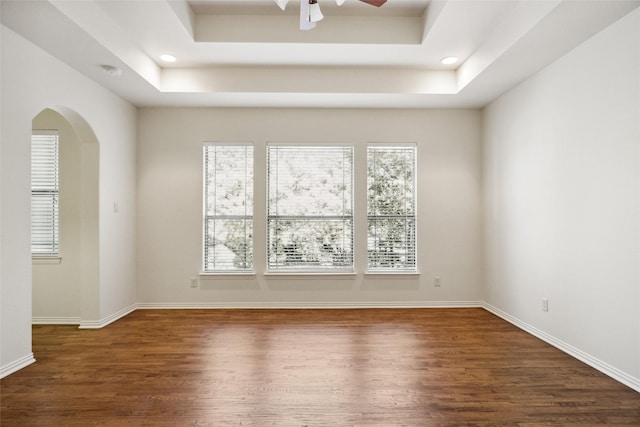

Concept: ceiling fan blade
[[358, 0, 387, 6]]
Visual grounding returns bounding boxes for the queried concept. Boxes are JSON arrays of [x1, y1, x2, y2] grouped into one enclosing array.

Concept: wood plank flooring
[[1, 308, 639, 426]]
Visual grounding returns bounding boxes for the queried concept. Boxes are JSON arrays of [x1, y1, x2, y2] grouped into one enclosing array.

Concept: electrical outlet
[[542, 298, 549, 312], [190, 277, 198, 288]]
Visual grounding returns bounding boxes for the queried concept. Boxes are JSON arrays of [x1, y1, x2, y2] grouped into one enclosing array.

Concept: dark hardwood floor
[[1, 308, 639, 426]]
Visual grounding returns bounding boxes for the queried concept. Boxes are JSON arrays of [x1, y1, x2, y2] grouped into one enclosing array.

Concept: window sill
[[32, 256, 62, 265], [364, 271, 420, 278], [264, 271, 357, 279], [200, 272, 256, 280], [198, 271, 418, 279]]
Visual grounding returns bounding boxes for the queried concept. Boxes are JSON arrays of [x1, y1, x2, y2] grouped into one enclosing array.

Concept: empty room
[[1, 0, 639, 425]]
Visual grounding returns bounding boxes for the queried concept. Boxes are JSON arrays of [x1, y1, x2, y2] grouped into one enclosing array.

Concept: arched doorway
[[31, 106, 99, 326]]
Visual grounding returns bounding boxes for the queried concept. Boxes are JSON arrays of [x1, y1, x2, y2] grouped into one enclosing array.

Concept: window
[[31, 131, 60, 255], [367, 144, 417, 271], [267, 144, 353, 272], [203, 144, 253, 272]]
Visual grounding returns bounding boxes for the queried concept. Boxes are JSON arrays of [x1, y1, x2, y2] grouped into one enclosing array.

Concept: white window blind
[[31, 131, 60, 255], [203, 144, 253, 272], [267, 145, 354, 271], [367, 144, 417, 271]]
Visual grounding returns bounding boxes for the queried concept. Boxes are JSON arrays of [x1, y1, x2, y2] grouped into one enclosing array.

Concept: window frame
[[31, 130, 60, 257], [266, 142, 355, 273], [366, 142, 418, 273], [202, 142, 255, 274]]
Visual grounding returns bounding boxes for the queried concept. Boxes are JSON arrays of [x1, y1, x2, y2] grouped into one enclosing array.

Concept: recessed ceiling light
[[160, 54, 177, 63], [441, 56, 458, 65]]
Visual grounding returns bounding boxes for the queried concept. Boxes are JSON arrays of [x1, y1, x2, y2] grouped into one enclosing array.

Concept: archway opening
[[31, 106, 99, 326]]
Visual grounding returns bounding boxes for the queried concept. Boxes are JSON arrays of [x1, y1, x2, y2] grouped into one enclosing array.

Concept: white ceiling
[[2, 0, 639, 108]]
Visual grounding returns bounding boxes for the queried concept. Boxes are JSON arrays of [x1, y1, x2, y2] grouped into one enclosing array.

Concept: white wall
[[0, 26, 137, 376], [32, 109, 82, 322], [137, 108, 483, 307], [483, 9, 640, 389]]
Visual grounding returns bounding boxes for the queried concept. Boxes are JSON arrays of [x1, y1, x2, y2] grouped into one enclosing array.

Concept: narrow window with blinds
[[367, 144, 417, 271], [31, 131, 60, 255], [203, 144, 253, 272], [267, 145, 354, 272]]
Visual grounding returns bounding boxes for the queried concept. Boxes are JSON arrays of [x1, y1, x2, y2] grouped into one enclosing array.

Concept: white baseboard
[[482, 302, 640, 394], [0, 353, 36, 379], [136, 301, 484, 309], [78, 303, 137, 329], [32, 317, 81, 325]]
